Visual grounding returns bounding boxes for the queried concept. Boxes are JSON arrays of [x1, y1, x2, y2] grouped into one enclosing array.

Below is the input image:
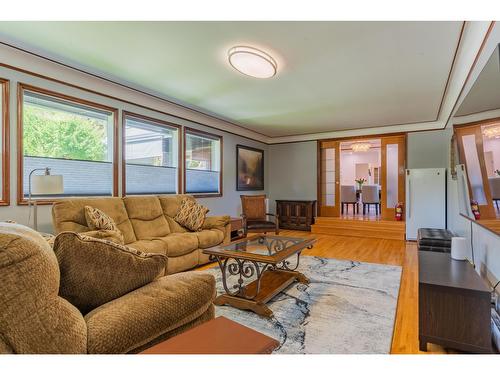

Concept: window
[[0, 79, 9, 206], [184, 128, 222, 196], [19, 84, 117, 201], [123, 112, 180, 195]]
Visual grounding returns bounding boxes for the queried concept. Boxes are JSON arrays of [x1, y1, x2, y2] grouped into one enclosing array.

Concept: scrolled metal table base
[[212, 253, 309, 318]]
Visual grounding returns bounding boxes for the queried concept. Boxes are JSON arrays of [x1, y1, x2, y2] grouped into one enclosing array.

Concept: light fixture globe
[[228, 46, 277, 79], [351, 142, 371, 152]]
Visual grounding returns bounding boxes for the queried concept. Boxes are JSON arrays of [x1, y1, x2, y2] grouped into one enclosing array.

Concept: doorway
[[318, 134, 406, 221]]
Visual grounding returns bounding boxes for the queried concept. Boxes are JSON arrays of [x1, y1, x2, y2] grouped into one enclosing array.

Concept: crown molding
[[0, 21, 494, 145]]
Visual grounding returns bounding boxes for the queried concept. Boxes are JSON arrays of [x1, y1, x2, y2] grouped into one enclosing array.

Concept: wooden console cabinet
[[418, 251, 492, 353], [276, 200, 316, 231]]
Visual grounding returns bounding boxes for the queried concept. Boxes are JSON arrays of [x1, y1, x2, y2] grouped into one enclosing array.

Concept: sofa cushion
[[53, 232, 167, 314], [84, 272, 216, 354], [123, 196, 171, 239], [0, 223, 87, 354], [173, 198, 209, 231], [202, 215, 231, 229], [166, 251, 200, 274], [196, 229, 225, 249], [52, 197, 136, 244], [128, 239, 168, 255], [156, 232, 200, 257]]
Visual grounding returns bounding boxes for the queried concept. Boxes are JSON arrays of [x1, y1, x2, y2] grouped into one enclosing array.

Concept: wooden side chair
[[240, 195, 279, 235]]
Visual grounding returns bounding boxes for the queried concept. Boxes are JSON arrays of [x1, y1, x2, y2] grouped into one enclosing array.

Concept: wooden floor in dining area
[[209, 229, 448, 354]]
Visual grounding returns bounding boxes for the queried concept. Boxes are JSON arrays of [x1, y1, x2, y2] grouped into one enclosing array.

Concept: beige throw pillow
[[53, 232, 167, 314], [173, 198, 209, 231], [84, 206, 124, 244]]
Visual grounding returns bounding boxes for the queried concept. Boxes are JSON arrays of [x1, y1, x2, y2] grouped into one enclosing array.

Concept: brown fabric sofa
[[52, 195, 231, 274], [0, 222, 216, 354]]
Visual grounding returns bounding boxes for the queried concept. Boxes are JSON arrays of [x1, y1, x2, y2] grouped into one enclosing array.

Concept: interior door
[[455, 125, 496, 219], [318, 140, 340, 217], [381, 135, 406, 220]]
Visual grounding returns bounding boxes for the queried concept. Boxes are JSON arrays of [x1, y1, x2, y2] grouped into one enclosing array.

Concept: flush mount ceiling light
[[483, 125, 500, 139], [351, 142, 371, 152], [228, 46, 277, 79]]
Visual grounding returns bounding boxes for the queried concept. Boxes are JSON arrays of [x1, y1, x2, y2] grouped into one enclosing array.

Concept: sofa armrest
[[202, 215, 231, 229], [84, 272, 216, 354]]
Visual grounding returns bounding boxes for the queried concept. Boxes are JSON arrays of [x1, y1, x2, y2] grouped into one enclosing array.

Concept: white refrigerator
[[405, 168, 446, 240]]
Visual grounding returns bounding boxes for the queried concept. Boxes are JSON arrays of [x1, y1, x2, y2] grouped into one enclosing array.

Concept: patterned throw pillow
[[84, 206, 124, 244], [173, 198, 209, 232], [53, 232, 167, 314], [84, 206, 119, 231]]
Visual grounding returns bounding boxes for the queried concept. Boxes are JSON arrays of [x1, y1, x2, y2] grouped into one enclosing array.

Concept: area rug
[[201, 256, 402, 354]]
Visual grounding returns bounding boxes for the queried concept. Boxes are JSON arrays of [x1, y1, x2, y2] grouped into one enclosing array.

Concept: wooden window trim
[[0, 78, 10, 206], [122, 111, 182, 196], [17, 83, 119, 205], [183, 126, 223, 198]]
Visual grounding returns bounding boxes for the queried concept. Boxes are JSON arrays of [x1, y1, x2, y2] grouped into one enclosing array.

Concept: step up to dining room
[[311, 217, 406, 241]]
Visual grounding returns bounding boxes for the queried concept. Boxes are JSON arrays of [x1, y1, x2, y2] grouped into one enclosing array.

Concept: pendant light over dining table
[[228, 46, 277, 79]]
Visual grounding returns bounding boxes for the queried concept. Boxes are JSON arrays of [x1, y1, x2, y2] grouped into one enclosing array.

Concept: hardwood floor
[[199, 229, 449, 354]]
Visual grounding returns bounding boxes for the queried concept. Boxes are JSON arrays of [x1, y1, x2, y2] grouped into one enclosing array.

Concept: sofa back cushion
[[0, 223, 87, 353], [54, 231, 167, 314], [52, 197, 136, 244], [123, 196, 171, 239]]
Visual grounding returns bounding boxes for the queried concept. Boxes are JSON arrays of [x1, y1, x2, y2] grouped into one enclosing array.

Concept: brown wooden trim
[[16, 82, 119, 205], [453, 116, 500, 130], [318, 131, 407, 146], [435, 22, 466, 120], [0, 78, 10, 206], [0, 58, 268, 144], [0, 21, 468, 143], [121, 110, 182, 196], [236, 144, 264, 191], [183, 126, 223, 198]]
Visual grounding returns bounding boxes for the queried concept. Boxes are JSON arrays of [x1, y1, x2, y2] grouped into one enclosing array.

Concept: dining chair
[[341, 185, 358, 214], [361, 185, 380, 215], [488, 177, 500, 211]]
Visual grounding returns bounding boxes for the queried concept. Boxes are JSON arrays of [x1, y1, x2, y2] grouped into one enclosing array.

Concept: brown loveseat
[[0, 222, 216, 354], [52, 195, 231, 274]]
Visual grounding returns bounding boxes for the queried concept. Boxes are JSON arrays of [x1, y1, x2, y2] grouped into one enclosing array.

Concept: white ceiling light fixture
[[228, 46, 277, 79], [351, 142, 371, 152]]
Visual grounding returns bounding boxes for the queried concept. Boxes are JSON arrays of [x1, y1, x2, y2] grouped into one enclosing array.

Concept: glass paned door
[[319, 140, 340, 216], [381, 135, 406, 220], [455, 125, 496, 219]]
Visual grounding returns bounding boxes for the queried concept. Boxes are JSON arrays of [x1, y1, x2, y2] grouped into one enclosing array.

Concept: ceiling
[[455, 44, 500, 117], [0, 21, 464, 137]]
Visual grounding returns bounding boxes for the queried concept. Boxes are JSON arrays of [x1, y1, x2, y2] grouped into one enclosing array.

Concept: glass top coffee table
[[203, 234, 316, 318]]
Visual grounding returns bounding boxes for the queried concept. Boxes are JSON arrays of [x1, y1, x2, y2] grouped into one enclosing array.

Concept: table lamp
[[29, 167, 64, 231]]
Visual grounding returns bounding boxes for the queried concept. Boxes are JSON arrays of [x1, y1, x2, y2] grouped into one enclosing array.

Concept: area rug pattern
[[201, 256, 402, 354]]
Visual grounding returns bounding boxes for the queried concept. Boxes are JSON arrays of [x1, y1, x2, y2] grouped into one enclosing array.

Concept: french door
[[380, 135, 406, 220], [318, 140, 340, 216], [455, 124, 496, 219]]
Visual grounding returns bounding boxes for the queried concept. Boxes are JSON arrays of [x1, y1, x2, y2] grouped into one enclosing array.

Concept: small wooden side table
[[140, 316, 279, 354], [230, 217, 245, 241]]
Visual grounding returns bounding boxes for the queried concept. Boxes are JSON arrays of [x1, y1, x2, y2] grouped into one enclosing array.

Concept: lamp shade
[[31, 174, 64, 195], [451, 237, 468, 261]]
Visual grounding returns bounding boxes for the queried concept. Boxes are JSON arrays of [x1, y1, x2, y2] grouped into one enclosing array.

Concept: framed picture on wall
[[236, 145, 264, 191]]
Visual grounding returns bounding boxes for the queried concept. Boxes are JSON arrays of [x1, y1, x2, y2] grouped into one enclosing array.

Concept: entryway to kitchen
[[313, 134, 406, 240]]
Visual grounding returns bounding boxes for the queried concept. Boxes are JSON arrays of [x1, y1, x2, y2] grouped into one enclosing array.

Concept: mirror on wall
[[453, 44, 500, 234]]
